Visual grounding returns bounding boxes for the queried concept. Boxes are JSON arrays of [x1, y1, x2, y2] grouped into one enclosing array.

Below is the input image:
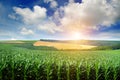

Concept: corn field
[[0, 46, 120, 80]]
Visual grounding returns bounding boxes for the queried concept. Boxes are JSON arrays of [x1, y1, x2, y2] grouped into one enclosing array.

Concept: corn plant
[[1, 44, 120, 80]]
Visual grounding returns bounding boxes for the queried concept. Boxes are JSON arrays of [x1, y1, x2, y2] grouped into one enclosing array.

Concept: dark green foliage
[[69, 65, 77, 80], [91, 44, 120, 50], [60, 64, 67, 80], [37, 64, 47, 80], [89, 67, 96, 80], [116, 67, 120, 80], [14, 62, 24, 80], [2, 63, 12, 80], [79, 66, 87, 80], [50, 63, 58, 80]]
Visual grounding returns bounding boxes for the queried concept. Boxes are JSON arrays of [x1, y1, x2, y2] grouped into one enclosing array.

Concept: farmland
[[33, 41, 96, 50], [0, 40, 120, 80]]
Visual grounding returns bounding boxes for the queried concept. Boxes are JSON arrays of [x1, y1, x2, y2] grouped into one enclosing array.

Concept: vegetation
[[91, 44, 120, 50], [40, 39, 120, 50], [0, 40, 120, 80], [40, 39, 120, 46]]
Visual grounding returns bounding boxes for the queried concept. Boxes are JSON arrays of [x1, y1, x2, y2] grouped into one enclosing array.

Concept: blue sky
[[0, 0, 120, 40]]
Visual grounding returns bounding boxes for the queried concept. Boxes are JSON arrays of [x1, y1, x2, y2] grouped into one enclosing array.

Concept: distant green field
[[0, 40, 120, 80], [1, 40, 120, 50], [40, 39, 120, 46], [40, 39, 120, 50]]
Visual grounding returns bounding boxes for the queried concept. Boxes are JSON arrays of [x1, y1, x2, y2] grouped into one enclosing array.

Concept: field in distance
[[1, 39, 120, 50], [34, 39, 120, 50], [1, 40, 120, 80], [33, 41, 96, 50]]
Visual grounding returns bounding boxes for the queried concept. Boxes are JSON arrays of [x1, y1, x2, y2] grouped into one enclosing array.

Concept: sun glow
[[72, 32, 82, 40]]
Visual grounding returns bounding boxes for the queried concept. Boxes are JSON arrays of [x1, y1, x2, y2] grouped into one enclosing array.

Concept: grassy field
[[0, 40, 120, 80]]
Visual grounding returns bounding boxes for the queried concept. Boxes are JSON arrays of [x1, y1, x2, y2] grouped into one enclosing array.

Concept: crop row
[[0, 47, 120, 80]]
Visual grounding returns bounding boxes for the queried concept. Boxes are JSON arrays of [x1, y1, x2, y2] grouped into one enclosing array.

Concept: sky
[[0, 0, 120, 40]]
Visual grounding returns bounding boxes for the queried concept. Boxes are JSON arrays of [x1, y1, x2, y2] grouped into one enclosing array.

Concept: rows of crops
[[0, 45, 120, 80]]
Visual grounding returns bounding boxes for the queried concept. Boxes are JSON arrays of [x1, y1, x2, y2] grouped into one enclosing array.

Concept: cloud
[[13, 5, 62, 34], [0, 31, 11, 36], [13, 5, 47, 24], [44, 0, 52, 3], [20, 27, 34, 35], [69, 0, 74, 3], [8, 14, 18, 20], [95, 31, 120, 40], [37, 20, 62, 34], [13, 0, 120, 36], [44, 0, 58, 8], [111, 0, 120, 20], [54, 0, 120, 32], [50, 1, 58, 8], [0, 30, 22, 40]]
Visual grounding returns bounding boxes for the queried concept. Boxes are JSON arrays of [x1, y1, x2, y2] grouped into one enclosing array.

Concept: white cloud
[[50, 1, 58, 8], [11, 0, 120, 36], [69, 0, 74, 3], [54, 0, 120, 32], [95, 31, 120, 40], [37, 20, 62, 34], [44, 0, 52, 3], [13, 5, 62, 34], [44, 0, 58, 8], [111, 0, 120, 20], [8, 14, 18, 20], [20, 27, 34, 35], [13, 5, 47, 24], [0, 30, 22, 40]]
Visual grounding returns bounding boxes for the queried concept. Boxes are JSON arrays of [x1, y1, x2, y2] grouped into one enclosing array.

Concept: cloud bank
[[13, 5, 62, 34], [56, 0, 120, 33], [13, 0, 120, 36]]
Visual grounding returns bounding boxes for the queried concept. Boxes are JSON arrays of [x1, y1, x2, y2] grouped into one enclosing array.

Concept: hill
[[39, 39, 120, 50]]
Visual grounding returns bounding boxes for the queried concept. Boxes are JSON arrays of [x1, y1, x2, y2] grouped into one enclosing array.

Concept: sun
[[72, 32, 82, 40]]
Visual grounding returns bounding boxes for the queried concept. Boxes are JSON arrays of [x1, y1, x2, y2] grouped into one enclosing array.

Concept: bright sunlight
[[71, 32, 82, 40]]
